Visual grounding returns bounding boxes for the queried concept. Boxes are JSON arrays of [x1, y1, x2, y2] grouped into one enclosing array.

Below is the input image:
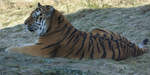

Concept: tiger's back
[[6, 3, 149, 61], [50, 27, 147, 60]]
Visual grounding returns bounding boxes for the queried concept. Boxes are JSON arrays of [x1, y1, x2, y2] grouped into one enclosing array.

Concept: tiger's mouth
[[25, 24, 39, 32], [27, 26, 35, 32], [25, 23, 48, 36]]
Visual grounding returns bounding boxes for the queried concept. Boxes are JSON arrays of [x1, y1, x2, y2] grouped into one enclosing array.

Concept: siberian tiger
[[6, 3, 149, 60]]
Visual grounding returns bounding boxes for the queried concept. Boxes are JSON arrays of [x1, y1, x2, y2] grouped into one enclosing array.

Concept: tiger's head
[[24, 3, 64, 36]]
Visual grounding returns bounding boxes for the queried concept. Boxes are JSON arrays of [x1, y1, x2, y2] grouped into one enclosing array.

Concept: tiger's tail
[[138, 38, 149, 49], [124, 38, 149, 60]]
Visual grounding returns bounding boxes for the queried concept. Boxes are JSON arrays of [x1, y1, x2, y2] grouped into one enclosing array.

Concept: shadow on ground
[[0, 4, 150, 75]]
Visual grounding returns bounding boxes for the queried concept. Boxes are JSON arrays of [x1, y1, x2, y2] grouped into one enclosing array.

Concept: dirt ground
[[0, 4, 150, 75]]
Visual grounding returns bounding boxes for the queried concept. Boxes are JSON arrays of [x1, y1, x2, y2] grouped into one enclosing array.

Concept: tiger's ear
[[37, 2, 42, 7], [60, 11, 64, 14], [58, 15, 64, 24]]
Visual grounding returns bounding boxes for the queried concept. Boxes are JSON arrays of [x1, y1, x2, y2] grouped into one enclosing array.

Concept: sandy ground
[[0, 5, 150, 75]]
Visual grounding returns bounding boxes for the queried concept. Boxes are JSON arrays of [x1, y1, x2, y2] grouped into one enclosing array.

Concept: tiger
[[6, 3, 149, 61]]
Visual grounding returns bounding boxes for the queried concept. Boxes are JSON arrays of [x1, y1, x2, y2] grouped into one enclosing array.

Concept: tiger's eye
[[39, 14, 42, 16], [46, 5, 49, 8]]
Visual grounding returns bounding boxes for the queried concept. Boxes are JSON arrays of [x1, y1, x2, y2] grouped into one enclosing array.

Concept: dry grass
[[0, 0, 150, 29]]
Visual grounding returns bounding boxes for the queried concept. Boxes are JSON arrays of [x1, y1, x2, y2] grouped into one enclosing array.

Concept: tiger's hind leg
[[5, 44, 50, 57]]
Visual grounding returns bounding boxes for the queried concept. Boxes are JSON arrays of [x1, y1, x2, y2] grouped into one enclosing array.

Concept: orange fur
[[6, 3, 148, 60]]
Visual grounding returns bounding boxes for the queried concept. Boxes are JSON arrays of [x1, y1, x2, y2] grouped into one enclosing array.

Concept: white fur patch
[[36, 11, 41, 16], [138, 43, 144, 48], [36, 19, 47, 36], [32, 11, 41, 18]]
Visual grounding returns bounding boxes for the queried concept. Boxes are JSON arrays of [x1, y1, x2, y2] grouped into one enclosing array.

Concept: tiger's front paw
[[5, 47, 20, 53]]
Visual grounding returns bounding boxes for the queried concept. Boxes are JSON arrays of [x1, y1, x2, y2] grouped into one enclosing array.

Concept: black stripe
[[88, 33, 93, 51], [95, 29, 108, 33], [126, 44, 130, 57], [98, 36, 106, 58], [64, 29, 77, 47], [80, 51, 85, 59], [64, 32, 81, 57], [116, 35, 128, 60], [110, 35, 115, 59], [39, 17, 42, 22], [107, 34, 117, 59], [107, 39, 114, 58], [49, 47, 59, 57], [131, 43, 137, 56], [42, 26, 73, 49], [103, 34, 107, 38], [90, 33, 94, 59], [137, 48, 142, 55], [93, 34, 100, 53], [136, 46, 140, 56], [96, 41, 100, 53], [107, 39, 112, 50], [111, 44, 115, 59], [127, 42, 136, 56], [120, 39, 126, 59], [110, 35, 114, 40], [35, 43, 43, 45], [115, 40, 121, 60], [123, 42, 128, 57], [90, 46, 94, 59], [123, 40, 129, 57], [123, 42, 127, 57], [75, 32, 87, 55], [80, 33, 93, 59], [134, 44, 139, 56], [88, 40, 91, 52], [132, 44, 137, 56]]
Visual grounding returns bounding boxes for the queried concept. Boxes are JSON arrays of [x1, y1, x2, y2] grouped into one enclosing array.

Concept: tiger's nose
[[24, 19, 29, 25], [28, 27, 34, 32], [24, 21, 27, 25]]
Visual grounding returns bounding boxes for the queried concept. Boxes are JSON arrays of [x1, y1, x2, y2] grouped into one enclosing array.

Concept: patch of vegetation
[[1, 0, 150, 28]]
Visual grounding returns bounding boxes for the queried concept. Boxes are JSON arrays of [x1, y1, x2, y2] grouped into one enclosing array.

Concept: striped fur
[[6, 3, 148, 60]]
